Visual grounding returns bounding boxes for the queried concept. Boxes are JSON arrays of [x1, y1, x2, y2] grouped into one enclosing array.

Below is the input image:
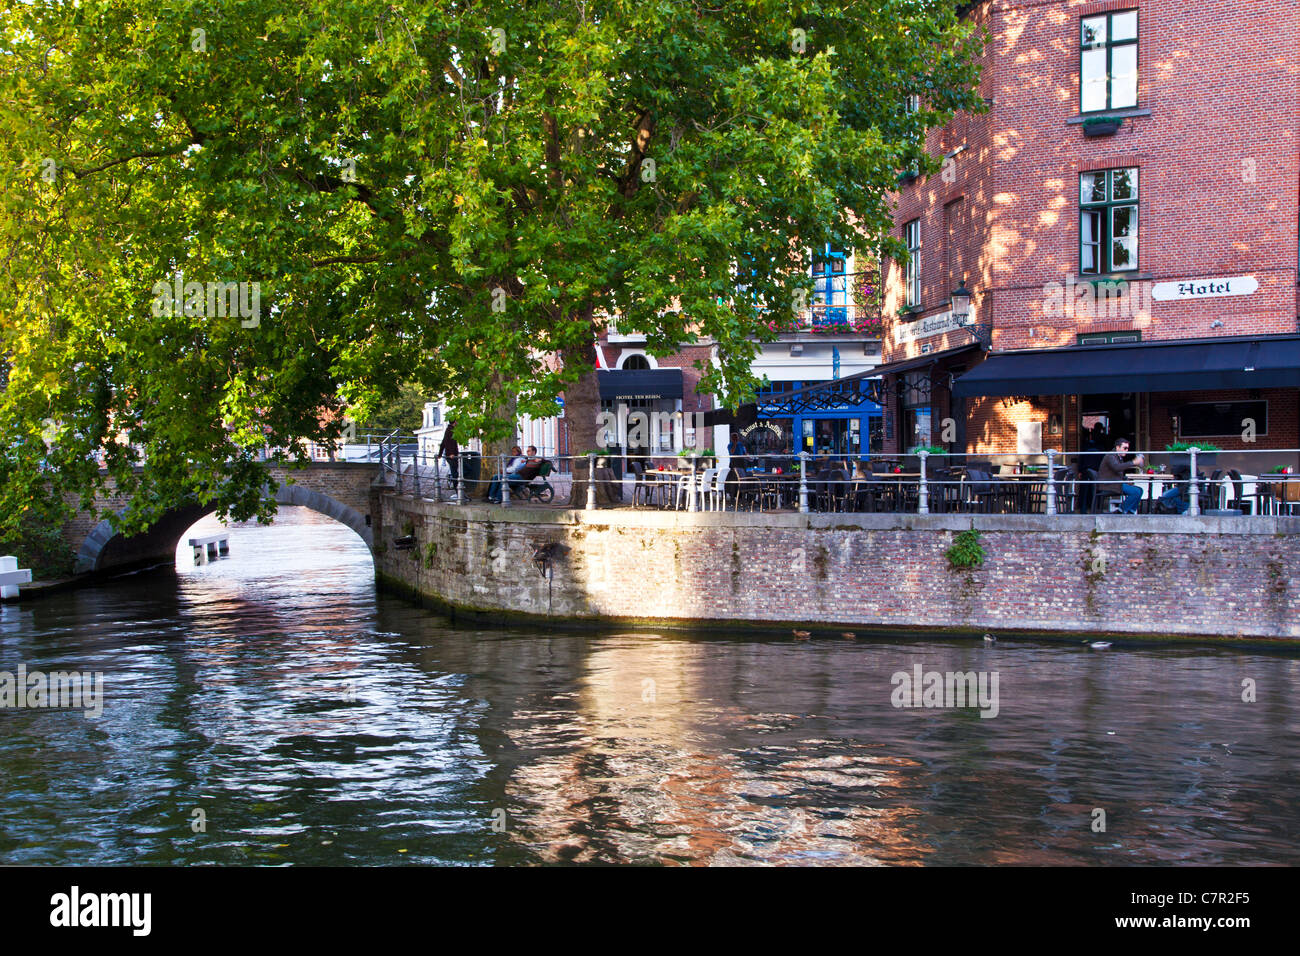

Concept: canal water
[[1, 507, 1296, 866]]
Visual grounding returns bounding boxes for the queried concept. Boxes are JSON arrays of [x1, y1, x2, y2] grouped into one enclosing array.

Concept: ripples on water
[[1, 507, 1297, 865]]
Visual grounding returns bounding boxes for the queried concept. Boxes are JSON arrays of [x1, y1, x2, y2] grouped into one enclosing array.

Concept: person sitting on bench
[[512, 447, 545, 493], [486, 446, 527, 502]]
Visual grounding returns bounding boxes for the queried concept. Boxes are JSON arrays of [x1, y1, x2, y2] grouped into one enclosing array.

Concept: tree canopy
[[1, 0, 983, 537]]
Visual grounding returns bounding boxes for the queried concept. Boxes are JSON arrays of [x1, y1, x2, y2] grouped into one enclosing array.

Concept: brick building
[[875, 0, 1300, 471], [519, 254, 885, 466]]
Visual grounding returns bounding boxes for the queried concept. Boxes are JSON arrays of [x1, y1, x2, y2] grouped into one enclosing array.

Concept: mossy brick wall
[[376, 493, 1300, 642]]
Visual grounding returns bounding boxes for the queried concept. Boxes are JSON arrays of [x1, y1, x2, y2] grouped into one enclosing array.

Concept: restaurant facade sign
[[896, 309, 964, 344], [1150, 275, 1259, 302]]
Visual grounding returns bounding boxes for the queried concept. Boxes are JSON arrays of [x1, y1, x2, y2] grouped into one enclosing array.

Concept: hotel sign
[[1150, 275, 1259, 302], [896, 309, 964, 344]]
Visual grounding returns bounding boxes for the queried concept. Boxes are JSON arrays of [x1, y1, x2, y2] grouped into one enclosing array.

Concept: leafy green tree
[[351, 379, 429, 435], [1, 0, 982, 536]]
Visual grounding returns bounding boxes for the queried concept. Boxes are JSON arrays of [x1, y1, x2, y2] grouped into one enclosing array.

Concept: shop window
[[1178, 401, 1268, 438], [900, 372, 932, 448]]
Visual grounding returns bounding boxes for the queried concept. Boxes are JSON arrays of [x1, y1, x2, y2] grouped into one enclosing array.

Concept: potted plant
[[1082, 115, 1124, 137], [1166, 441, 1220, 470], [910, 444, 948, 472]]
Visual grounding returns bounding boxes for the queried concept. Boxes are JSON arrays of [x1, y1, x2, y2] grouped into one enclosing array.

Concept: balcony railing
[[766, 304, 883, 336]]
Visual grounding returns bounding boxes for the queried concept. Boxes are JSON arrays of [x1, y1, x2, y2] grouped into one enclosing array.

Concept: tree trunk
[[560, 342, 605, 506], [474, 379, 518, 501]]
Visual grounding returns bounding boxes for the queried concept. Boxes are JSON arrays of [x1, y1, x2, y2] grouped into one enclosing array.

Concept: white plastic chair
[[697, 468, 719, 510]]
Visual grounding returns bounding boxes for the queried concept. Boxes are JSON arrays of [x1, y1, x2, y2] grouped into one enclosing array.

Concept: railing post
[[501, 454, 510, 508], [433, 454, 443, 501], [688, 455, 698, 512], [1045, 450, 1058, 516], [798, 451, 810, 514], [1188, 447, 1200, 516], [586, 453, 597, 511], [413, 444, 421, 498], [917, 450, 930, 515]]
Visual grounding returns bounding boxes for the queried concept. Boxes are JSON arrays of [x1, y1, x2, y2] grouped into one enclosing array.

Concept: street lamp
[[950, 280, 973, 322], [951, 279, 990, 346]]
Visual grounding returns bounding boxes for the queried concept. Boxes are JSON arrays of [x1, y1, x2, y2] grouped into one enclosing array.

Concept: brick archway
[[73, 487, 372, 574]]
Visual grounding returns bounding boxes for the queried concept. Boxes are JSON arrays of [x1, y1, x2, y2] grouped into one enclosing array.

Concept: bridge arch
[[73, 486, 373, 574]]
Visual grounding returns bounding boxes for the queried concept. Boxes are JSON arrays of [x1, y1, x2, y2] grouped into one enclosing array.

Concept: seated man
[[486, 446, 527, 502], [514, 447, 544, 485], [1097, 438, 1144, 514], [1157, 467, 1191, 514]]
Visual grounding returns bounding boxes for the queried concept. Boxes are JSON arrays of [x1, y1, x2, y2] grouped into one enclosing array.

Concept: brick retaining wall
[[376, 493, 1300, 642]]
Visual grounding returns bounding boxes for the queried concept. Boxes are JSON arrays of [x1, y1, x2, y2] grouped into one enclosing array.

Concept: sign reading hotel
[[896, 309, 963, 344], [1150, 275, 1259, 302]]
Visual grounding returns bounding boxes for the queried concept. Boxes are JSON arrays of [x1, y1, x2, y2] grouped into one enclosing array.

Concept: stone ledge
[[402, 498, 1300, 537]]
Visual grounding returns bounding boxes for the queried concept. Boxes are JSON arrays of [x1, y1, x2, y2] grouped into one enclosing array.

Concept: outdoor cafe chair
[[707, 468, 730, 511], [928, 468, 963, 513], [964, 468, 1014, 514], [1085, 469, 1124, 514], [1228, 469, 1261, 515]]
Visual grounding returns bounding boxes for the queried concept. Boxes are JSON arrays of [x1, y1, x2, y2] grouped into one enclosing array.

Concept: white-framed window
[[904, 219, 922, 307]]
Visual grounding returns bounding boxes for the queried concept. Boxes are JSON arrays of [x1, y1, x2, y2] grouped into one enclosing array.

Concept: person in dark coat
[[438, 419, 460, 496]]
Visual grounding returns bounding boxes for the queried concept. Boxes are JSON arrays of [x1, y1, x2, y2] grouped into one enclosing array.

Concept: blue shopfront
[[742, 379, 884, 459]]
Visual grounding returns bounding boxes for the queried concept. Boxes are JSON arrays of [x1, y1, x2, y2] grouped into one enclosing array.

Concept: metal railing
[[370, 445, 1300, 518]]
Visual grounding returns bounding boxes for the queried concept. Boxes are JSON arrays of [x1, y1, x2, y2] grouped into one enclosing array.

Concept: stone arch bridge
[[62, 463, 382, 574]]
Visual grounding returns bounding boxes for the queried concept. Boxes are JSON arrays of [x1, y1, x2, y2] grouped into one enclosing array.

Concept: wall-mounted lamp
[[952, 280, 990, 346]]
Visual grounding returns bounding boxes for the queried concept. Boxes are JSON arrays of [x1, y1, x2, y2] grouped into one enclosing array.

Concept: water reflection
[[0, 507, 1296, 865]]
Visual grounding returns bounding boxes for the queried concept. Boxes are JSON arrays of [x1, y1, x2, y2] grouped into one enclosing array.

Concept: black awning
[[951, 334, 1300, 398], [598, 368, 683, 401], [700, 403, 759, 428]]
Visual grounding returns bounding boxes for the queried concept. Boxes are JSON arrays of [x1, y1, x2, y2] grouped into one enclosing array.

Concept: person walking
[[439, 418, 460, 499]]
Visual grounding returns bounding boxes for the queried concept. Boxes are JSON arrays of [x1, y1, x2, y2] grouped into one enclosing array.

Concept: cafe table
[[1129, 472, 1173, 512]]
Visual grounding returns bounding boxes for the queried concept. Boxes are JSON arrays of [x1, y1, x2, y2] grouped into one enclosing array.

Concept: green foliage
[[351, 380, 428, 435], [0, 522, 73, 580], [0, 0, 985, 538], [946, 526, 984, 570], [1166, 442, 1222, 452], [910, 445, 946, 455]]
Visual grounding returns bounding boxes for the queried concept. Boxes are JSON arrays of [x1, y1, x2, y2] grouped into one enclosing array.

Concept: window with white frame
[[904, 219, 922, 307]]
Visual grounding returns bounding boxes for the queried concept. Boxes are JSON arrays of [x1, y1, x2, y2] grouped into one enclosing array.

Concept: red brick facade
[[880, 0, 1300, 457]]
